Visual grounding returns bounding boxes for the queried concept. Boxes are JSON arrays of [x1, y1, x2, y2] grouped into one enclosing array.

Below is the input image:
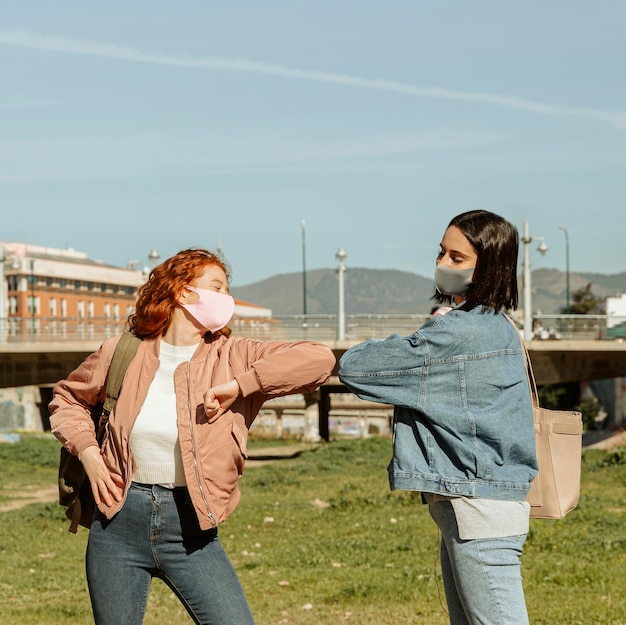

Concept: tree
[[564, 283, 604, 315]]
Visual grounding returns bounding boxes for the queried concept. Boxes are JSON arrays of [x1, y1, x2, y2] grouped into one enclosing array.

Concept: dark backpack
[[57, 331, 141, 533]]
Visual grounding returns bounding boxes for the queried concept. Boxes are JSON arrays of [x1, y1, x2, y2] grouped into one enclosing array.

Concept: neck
[[162, 309, 205, 346]]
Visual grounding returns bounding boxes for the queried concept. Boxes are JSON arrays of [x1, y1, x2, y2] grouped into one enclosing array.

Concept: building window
[[77, 300, 85, 318], [49, 298, 57, 316], [87, 301, 95, 318], [104, 303, 111, 318], [60, 299, 67, 316]]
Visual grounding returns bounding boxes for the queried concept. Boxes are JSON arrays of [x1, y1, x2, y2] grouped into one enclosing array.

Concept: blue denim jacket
[[338, 306, 538, 501]]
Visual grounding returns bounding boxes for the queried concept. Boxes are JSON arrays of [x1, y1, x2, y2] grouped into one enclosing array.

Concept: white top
[[425, 493, 530, 539], [129, 340, 198, 487]]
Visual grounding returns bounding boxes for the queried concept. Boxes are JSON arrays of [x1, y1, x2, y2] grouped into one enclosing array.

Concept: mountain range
[[231, 268, 626, 316]]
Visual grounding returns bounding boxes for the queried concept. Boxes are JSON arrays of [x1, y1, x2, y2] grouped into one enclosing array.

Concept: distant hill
[[231, 267, 626, 315]]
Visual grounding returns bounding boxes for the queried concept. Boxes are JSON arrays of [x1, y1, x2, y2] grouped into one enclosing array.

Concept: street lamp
[[522, 221, 548, 341], [29, 258, 36, 334], [301, 220, 307, 317], [148, 248, 160, 267], [558, 226, 570, 313], [0, 243, 6, 343], [336, 247, 347, 341]]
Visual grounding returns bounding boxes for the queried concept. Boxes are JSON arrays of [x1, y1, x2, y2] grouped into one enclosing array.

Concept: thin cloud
[[1, 29, 625, 129], [0, 130, 504, 182]]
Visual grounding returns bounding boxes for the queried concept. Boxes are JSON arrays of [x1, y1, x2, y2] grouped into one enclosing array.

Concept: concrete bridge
[[2, 337, 626, 389], [1, 314, 625, 438]]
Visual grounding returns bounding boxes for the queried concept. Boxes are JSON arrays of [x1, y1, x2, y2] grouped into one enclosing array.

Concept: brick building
[[0, 242, 146, 340], [0, 241, 271, 342]]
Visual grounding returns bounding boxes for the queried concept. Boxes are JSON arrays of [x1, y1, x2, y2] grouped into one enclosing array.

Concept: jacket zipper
[[186, 361, 217, 527]]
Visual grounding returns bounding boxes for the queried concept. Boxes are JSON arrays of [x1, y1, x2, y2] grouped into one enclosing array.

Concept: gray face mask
[[434, 264, 475, 297]]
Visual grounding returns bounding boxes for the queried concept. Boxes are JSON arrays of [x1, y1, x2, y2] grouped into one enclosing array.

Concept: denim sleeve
[[338, 333, 426, 408]]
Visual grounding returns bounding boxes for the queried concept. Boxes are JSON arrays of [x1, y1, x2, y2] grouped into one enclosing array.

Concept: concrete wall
[[0, 385, 45, 431]]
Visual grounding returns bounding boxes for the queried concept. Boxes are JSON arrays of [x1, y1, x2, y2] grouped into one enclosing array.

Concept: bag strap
[[102, 330, 142, 417], [505, 315, 540, 410]]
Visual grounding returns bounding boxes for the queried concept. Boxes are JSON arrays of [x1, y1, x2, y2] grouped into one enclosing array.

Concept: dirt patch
[[0, 485, 59, 513], [587, 429, 626, 451], [0, 446, 310, 513]]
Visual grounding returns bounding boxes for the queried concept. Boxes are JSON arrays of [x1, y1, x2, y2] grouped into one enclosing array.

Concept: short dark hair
[[433, 210, 519, 312]]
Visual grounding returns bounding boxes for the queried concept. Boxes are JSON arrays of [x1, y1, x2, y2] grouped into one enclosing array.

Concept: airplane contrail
[[1, 29, 624, 128]]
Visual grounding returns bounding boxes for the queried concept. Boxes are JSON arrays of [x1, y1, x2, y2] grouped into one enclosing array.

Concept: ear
[[177, 286, 197, 306]]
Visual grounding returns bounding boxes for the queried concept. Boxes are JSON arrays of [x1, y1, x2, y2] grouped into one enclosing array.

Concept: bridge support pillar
[[302, 391, 321, 442]]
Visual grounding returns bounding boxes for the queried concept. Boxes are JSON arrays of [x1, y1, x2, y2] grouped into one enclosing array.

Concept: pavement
[[246, 444, 317, 466], [583, 427, 626, 450]]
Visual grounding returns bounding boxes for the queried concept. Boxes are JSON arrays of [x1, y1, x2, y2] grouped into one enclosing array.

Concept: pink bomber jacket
[[49, 333, 335, 530]]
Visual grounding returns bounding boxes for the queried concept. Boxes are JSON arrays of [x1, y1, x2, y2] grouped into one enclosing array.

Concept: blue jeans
[[428, 499, 530, 625], [86, 482, 255, 625]]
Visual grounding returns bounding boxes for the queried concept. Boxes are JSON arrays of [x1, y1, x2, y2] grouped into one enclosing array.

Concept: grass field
[[1, 434, 625, 624]]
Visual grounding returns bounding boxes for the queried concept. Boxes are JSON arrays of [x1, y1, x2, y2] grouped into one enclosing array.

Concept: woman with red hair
[[50, 248, 335, 625]]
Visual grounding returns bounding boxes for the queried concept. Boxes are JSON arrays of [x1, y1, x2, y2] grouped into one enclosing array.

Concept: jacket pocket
[[231, 418, 249, 460]]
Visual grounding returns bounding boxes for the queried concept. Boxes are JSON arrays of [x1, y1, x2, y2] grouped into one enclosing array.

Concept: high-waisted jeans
[[428, 499, 530, 625], [86, 482, 255, 625]]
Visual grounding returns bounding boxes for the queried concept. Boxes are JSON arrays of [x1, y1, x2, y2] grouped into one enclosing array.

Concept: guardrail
[[1, 313, 625, 344]]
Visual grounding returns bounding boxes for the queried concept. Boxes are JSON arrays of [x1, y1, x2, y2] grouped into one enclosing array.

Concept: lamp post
[[29, 258, 36, 335], [336, 247, 347, 341], [0, 243, 6, 343], [148, 248, 160, 267], [522, 221, 548, 341], [558, 226, 570, 313], [301, 220, 307, 317]]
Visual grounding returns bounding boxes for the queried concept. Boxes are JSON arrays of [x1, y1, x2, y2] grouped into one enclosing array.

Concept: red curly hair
[[127, 248, 231, 340]]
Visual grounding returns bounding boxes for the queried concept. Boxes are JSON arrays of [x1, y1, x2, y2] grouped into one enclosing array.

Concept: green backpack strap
[[102, 330, 142, 417]]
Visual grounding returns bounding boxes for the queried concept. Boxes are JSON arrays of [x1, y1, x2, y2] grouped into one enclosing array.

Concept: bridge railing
[[1, 313, 625, 344]]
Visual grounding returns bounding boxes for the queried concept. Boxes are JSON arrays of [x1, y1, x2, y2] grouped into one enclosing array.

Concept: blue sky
[[1, 1, 624, 287]]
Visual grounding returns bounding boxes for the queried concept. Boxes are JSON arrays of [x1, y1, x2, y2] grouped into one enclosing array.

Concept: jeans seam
[[161, 575, 203, 625], [475, 540, 507, 625], [150, 487, 162, 567]]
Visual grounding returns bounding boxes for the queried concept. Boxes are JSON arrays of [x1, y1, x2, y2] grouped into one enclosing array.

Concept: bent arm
[[338, 334, 427, 408], [232, 339, 335, 399], [49, 338, 117, 458]]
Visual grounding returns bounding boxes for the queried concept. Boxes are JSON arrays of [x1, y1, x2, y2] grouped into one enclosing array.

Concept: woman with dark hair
[[50, 248, 335, 625], [339, 211, 537, 625]]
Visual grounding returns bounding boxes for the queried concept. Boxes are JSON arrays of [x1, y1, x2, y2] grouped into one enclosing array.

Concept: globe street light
[[29, 258, 36, 334], [336, 247, 347, 341], [558, 226, 570, 313], [522, 222, 548, 341], [0, 243, 6, 343], [148, 248, 160, 267]]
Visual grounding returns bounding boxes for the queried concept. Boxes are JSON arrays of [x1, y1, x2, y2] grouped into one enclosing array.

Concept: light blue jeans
[[86, 482, 255, 625], [428, 499, 530, 625]]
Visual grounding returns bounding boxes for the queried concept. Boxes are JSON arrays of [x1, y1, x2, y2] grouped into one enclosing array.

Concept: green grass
[[1, 435, 625, 624]]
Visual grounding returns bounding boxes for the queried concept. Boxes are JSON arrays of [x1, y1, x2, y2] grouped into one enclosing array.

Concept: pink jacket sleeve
[[48, 337, 118, 457], [232, 339, 336, 398]]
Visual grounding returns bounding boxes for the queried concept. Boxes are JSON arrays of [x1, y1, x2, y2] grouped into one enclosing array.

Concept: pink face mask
[[181, 286, 235, 332]]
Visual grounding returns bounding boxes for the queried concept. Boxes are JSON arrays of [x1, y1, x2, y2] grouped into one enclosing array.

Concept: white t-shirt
[[129, 340, 198, 487], [425, 492, 530, 539]]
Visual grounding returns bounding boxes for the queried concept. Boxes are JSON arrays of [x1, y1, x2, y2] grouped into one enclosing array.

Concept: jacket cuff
[[71, 432, 99, 458], [235, 369, 262, 397]]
